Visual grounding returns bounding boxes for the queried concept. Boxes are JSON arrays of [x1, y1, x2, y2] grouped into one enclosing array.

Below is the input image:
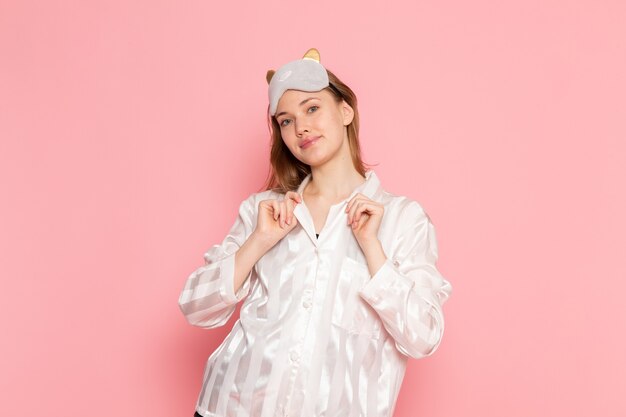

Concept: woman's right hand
[[252, 191, 302, 248]]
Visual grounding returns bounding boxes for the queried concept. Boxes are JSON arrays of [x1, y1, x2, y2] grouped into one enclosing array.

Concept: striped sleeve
[[358, 201, 453, 359], [178, 194, 257, 329]]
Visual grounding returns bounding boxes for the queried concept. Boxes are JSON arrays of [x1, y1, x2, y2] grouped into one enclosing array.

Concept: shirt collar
[[292, 169, 382, 246], [296, 169, 381, 201]]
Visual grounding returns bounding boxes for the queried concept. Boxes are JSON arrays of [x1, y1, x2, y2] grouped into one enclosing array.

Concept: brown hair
[[258, 68, 373, 194]]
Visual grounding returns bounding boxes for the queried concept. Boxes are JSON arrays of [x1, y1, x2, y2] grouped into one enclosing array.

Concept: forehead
[[276, 89, 332, 111]]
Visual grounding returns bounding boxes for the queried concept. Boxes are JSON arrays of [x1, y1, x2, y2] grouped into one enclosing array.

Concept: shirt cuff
[[218, 252, 250, 305], [358, 258, 411, 305]]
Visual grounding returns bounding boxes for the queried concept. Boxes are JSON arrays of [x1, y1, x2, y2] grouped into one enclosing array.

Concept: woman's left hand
[[345, 193, 384, 247]]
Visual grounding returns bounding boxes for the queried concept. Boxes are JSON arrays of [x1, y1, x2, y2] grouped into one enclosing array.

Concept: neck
[[306, 162, 365, 202]]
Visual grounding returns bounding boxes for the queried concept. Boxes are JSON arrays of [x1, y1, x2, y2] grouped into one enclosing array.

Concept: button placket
[[284, 258, 316, 413], [302, 287, 313, 309]]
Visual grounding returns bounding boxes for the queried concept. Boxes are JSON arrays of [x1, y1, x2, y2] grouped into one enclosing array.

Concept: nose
[[295, 118, 310, 136]]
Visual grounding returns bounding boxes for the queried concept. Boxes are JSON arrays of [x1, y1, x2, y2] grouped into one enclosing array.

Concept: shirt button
[[302, 299, 312, 308], [290, 351, 299, 362]]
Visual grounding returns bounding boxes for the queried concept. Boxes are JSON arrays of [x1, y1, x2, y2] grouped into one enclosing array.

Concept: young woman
[[179, 48, 453, 417]]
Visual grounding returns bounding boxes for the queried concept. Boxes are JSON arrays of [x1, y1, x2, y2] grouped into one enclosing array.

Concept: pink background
[[1, 1, 624, 416]]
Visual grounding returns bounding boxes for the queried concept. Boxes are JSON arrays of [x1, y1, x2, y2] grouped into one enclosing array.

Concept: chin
[[303, 154, 333, 168]]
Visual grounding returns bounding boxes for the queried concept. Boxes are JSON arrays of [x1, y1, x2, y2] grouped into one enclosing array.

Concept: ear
[[341, 99, 355, 126], [266, 69, 275, 84]]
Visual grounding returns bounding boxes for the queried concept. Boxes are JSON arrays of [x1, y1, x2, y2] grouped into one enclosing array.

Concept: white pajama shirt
[[178, 170, 453, 417]]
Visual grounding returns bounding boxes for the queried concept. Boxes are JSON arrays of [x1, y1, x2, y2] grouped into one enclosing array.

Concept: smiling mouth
[[300, 136, 320, 148]]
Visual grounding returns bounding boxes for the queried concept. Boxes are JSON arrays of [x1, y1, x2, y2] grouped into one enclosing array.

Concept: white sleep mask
[[266, 48, 329, 116]]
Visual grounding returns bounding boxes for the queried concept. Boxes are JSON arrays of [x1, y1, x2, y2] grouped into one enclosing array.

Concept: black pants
[[193, 412, 203, 417]]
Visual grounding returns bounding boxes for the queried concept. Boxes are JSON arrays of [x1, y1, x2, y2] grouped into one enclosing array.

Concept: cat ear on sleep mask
[[266, 47, 330, 116]]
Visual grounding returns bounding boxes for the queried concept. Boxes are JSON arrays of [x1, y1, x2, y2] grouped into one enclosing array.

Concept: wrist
[[360, 236, 382, 255], [248, 230, 276, 253]]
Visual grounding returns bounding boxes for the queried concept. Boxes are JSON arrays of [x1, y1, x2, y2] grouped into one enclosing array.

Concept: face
[[274, 89, 354, 166]]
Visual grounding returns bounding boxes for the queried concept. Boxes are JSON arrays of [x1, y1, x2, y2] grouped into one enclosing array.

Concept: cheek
[[281, 135, 298, 153], [324, 114, 344, 137], [326, 108, 344, 127]]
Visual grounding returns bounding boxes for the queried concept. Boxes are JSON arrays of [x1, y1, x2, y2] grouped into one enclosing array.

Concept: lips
[[300, 136, 320, 148]]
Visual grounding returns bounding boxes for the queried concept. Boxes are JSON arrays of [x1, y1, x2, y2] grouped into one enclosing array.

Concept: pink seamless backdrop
[[1, 0, 625, 416]]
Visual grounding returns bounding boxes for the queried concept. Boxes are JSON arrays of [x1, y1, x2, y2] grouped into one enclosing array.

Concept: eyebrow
[[275, 97, 320, 119]]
